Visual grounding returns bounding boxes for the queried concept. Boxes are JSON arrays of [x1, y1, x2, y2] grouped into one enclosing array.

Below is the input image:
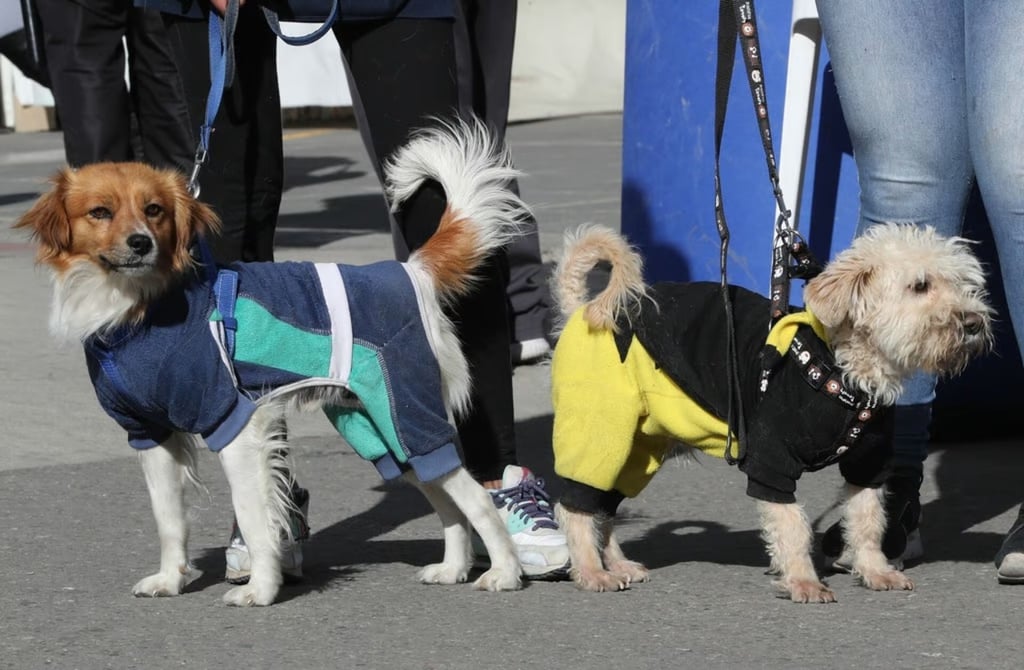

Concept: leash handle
[[260, 0, 340, 46]]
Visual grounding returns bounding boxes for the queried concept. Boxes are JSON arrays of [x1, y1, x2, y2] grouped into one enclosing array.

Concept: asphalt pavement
[[1, 115, 1022, 670]]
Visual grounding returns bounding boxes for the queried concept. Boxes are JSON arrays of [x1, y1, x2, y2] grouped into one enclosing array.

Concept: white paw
[[473, 567, 522, 592], [222, 581, 278, 607], [132, 568, 196, 598], [418, 561, 470, 585]]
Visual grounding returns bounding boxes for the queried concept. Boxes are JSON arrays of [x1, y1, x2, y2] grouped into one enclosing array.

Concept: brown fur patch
[[414, 207, 482, 299]]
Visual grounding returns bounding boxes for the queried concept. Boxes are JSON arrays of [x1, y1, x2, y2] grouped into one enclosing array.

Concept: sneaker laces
[[495, 478, 559, 531]]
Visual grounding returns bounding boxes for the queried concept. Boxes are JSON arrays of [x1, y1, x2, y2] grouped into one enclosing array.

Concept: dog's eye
[[88, 207, 112, 220], [144, 203, 163, 217], [912, 279, 930, 294]]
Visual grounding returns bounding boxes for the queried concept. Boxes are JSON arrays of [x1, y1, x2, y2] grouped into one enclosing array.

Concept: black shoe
[[822, 471, 922, 571]]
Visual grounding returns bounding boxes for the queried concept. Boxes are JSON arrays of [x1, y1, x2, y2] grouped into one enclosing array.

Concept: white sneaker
[[475, 465, 570, 579], [511, 337, 552, 366], [224, 487, 310, 584]]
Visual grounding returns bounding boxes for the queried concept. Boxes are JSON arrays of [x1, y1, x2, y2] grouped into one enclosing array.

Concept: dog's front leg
[[435, 468, 522, 591], [404, 470, 474, 586], [556, 504, 629, 592], [842, 484, 914, 592], [218, 407, 285, 606], [758, 501, 836, 603], [132, 434, 200, 598]]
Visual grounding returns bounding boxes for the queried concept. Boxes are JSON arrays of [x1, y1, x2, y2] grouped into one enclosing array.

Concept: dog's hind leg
[[405, 471, 474, 586], [434, 467, 522, 591], [842, 484, 914, 591], [218, 404, 288, 606], [557, 504, 629, 592], [132, 433, 202, 598], [758, 501, 836, 603]]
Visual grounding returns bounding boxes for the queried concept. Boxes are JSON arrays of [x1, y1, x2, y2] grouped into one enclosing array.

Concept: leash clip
[[186, 147, 208, 199]]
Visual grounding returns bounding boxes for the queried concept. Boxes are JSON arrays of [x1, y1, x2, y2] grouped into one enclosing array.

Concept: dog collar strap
[[833, 400, 879, 457], [787, 334, 878, 455], [213, 268, 240, 358], [788, 333, 861, 409]]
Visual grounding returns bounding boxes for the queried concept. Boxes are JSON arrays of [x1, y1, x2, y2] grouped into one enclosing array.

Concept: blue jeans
[[817, 0, 1024, 468]]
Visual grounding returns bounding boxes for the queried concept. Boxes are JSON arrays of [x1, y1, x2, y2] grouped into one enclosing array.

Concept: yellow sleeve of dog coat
[[552, 311, 665, 498]]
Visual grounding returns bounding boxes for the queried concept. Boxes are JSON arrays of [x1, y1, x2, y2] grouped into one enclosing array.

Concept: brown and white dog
[[15, 121, 526, 606], [549, 224, 993, 602]]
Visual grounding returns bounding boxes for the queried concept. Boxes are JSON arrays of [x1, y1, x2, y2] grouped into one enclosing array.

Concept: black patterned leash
[[714, 0, 824, 465]]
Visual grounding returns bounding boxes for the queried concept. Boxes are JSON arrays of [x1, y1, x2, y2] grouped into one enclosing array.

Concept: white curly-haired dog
[[16, 120, 528, 606], [549, 223, 993, 603]]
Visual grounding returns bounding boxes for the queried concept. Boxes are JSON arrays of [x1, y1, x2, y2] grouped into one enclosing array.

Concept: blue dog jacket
[[84, 260, 461, 482]]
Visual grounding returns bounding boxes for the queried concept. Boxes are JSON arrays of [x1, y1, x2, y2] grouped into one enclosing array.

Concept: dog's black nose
[[963, 312, 985, 336], [127, 234, 154, 256]]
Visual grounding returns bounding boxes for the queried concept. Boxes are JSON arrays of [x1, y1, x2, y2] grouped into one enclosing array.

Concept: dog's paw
[[779, 578, 837, 604], [419, 561, 470, 585], [606, 559, 650, 585], [222, 581, 278, 607], [860, 569, 915, 592], [571, 567, 630, 592], [473, 567, 522, 592], [132, 566, 198, 598]]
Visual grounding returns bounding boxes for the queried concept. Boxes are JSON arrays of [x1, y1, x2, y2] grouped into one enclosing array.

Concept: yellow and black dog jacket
[[552, 282, 893, 515]]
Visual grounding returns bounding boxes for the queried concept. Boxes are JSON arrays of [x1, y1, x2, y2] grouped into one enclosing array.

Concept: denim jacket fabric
[[85, 259, 461, 483]]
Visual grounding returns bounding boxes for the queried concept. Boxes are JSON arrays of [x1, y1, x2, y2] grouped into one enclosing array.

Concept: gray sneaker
[[225, 487, 310, 585], [474, 465, 570, 579]]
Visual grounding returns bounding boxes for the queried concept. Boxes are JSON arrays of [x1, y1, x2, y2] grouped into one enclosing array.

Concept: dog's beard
[[50, 260, 168, 342], [869, 308, 992, 380]]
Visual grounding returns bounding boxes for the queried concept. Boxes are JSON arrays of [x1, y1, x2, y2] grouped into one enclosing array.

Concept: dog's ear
[[803, 256, 873, 327], [170, 175, 222, 274], [15, 168, 73, 262]]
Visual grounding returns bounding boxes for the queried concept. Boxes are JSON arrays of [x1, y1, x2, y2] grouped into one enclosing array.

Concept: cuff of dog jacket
[[559, 479, 626, 516], [202, 394, 258, 452], [745, 478, 796, 504]]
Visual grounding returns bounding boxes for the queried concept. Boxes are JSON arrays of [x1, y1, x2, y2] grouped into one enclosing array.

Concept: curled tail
[[384, 118, 528, 305], [552, 224, 649, 333]]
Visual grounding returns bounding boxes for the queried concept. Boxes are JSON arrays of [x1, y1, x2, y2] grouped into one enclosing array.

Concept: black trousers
[[161, 5, 283, 263], [165, 12, 517, 481], [335, 17, 517, 482], [35, 0, 192, 170], [455, 0, 549, 345]]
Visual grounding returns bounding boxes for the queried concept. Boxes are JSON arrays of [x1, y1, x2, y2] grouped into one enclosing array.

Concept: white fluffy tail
[[383, 119, 529, 417], [384, 118, 528, 303]]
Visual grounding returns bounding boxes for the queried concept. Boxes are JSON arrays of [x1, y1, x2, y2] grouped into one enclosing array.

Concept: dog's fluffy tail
[[384, 118, 527, 305], [552, 224, 649, 333]]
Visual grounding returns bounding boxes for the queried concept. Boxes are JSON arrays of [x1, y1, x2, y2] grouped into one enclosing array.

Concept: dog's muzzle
[[962, 310, 994, 354]]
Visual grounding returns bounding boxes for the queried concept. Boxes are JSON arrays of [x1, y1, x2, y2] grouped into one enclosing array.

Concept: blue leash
[[186, 0, 338, 198]]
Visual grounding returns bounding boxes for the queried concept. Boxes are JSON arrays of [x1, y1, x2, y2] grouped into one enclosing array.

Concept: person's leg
[[337, 17, 568, 576], [35, 0, 133, 165], [337, 17, 518, 482], [457, 0, 552, 362], [816, 0, 973, 564], [963, 1, 1024, 582], [124, 7, 193, 173], [161, 6, 283, 263], [160, 9, 299, 585]]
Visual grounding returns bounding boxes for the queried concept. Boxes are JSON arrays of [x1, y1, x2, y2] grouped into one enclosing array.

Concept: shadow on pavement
[[275, 193, 391, 248]]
